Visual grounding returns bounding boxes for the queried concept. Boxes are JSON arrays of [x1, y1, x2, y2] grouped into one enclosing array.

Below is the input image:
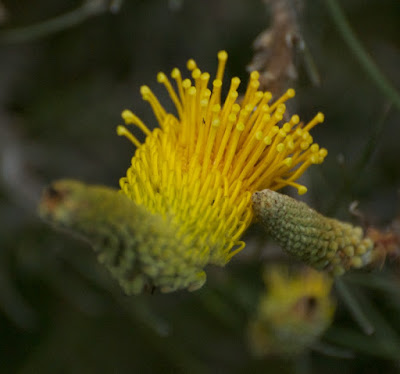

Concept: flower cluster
[[115, 51, 326, 292]]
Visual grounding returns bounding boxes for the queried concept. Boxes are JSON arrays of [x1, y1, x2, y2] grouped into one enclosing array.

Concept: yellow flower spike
[[116, 52, 327, 291], [38, 51, 328, 295], [248, 266, 336, 357]]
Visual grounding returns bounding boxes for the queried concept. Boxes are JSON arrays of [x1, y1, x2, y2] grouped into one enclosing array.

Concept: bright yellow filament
[[118, 51, 327, 266]]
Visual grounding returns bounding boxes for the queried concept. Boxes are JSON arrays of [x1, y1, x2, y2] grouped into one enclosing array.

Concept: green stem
[[346, 272, 400, 296], [326, 103, 391, 215], [312, 341, 354, 359], [301, 40, 321, 87], [0, 1, 109, 44], [325, 327, 400, 360], [323, 0, 400, 112], [335, 278, 374, 335], [354, 103, 392, 173]]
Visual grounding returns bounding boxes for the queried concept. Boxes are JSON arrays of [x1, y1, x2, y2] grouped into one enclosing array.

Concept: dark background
[[1, 0, 400, 373]]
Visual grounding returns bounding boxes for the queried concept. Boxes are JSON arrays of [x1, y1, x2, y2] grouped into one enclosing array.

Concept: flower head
[[115, 51, 327, 292], [248, 266, 335, 357]]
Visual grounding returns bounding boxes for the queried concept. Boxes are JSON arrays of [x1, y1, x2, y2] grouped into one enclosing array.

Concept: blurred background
[[1, 0, 400, 372]]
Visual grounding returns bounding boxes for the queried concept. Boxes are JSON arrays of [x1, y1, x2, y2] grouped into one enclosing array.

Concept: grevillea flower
[[38, 51, 327, 295], [112, 51, 327, 292], [248, 266, 335, 357]]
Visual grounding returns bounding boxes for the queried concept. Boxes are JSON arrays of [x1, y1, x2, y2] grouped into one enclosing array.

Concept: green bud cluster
[[39, 180, 206, 294], [252, 189, 374, 275]]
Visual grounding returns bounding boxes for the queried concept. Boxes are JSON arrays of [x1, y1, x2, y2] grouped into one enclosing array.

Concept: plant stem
[[335, 278, 374, 335], [0, 0, 111, 44], [323, 0, 400, 112]]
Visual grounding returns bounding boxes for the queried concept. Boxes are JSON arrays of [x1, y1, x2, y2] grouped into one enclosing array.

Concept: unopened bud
[[252, 189, 374, 275], [38, 180, 206, 294]]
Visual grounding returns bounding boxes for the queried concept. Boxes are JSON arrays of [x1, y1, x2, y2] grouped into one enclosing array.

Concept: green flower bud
[[39, 179, 206, 294], [252, 189, 374, 275]]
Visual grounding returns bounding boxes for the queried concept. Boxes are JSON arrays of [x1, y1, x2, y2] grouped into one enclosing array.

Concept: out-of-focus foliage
[[1, 0, 400, 373]]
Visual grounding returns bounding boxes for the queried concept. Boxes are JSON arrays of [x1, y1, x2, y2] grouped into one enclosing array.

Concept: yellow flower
[[115, 51, 327, 292], [248, 266, 335, 357]]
